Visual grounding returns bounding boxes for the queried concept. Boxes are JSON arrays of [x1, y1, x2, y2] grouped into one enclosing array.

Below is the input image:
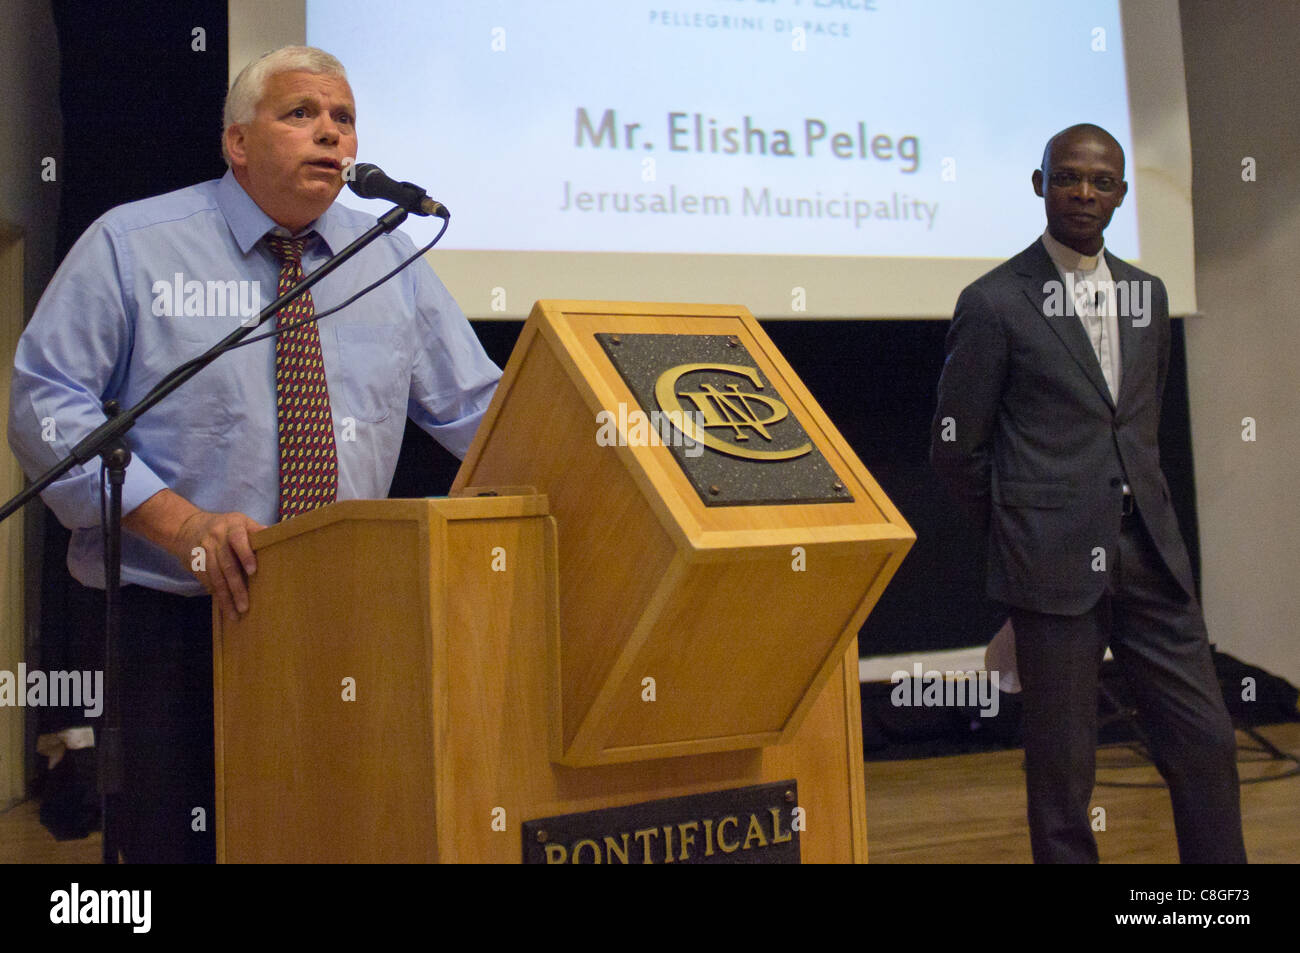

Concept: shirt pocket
[[333, 323, 405, 423]]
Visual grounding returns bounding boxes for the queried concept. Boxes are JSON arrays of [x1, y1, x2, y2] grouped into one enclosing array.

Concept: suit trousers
[[70, 580, 216, 863], [1009, 510, 1247, 864]]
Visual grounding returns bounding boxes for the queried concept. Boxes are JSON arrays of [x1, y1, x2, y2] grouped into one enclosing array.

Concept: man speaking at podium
[[7, 46, 501, 862], [930, 124, 1246, 863]]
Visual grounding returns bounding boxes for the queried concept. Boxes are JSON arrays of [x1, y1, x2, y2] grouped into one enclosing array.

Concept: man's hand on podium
[[123, 488, 265, 621]]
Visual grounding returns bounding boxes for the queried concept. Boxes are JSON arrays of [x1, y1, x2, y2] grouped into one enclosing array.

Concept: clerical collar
[[1041, 228, 1104, 274]]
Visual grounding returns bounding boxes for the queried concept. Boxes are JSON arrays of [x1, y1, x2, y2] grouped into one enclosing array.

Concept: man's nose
[[314, 115, 340, 144]]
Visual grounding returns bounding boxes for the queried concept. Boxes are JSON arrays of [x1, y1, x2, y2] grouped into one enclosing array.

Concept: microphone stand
[[0, 203, 410, 863]]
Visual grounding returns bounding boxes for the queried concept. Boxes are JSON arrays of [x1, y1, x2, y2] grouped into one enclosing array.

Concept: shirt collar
[[217, 168, 345, 256], [1041, 227, 1105, 274]]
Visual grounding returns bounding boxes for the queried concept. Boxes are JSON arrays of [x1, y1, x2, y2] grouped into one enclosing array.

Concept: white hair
[[222, 46, 348, 165]]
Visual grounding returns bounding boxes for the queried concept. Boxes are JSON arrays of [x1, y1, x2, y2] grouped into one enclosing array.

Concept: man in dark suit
[[930, 124, 1246, 863]]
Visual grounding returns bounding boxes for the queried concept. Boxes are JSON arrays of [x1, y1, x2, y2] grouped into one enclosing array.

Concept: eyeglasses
[[1046, 171, 1123, 193]]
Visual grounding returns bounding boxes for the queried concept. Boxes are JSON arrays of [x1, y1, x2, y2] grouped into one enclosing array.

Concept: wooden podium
[[215, 301, 913, 863]]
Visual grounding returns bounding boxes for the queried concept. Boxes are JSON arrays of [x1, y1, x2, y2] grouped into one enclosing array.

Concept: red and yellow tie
[[265, 234, 339, 520]]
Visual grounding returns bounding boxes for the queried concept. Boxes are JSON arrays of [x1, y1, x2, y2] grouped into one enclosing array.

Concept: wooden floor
[[2, 721, 1297, 864], [864, 721, 1300, 863]]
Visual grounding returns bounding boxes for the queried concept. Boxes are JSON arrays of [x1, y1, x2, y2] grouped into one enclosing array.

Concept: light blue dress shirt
[[8, 170, 502, 595]]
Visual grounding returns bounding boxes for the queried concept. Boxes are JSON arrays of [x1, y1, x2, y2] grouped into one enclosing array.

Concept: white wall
[[1181, 0, 1300, 687]]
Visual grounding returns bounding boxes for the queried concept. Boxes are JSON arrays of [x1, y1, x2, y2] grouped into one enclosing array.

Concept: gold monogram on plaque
[[653, 363, 813, 462]]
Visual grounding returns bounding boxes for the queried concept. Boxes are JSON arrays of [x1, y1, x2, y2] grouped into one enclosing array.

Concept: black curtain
[[34, 0, 230, 831]]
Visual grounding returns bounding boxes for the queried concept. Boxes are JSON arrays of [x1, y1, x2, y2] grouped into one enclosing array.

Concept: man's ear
[[1031, 168, 1045, 198], [224, 124, 247, 168]]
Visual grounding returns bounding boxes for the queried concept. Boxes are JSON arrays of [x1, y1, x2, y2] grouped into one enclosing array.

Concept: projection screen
[[229, 0, 1195, 318]]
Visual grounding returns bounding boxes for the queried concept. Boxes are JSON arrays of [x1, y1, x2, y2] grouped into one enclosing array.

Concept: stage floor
[[864, 720, 1300, 863], [3, 721, 1297, 864]]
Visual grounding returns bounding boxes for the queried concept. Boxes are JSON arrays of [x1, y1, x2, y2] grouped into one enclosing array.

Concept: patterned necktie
[[265, 233, 339, 519]]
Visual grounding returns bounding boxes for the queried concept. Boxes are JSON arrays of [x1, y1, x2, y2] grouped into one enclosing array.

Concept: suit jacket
[[930, 238, 1196, 615]]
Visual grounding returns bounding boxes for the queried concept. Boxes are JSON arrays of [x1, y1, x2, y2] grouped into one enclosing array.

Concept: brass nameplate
[[596, 333, 851, 506], [522, 781, 801, 864]]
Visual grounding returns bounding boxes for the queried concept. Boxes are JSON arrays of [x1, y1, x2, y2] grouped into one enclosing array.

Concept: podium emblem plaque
[[596, 332, 851, 506]]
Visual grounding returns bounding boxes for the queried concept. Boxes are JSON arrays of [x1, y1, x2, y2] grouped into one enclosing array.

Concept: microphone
[[346, 162, 449, 218]]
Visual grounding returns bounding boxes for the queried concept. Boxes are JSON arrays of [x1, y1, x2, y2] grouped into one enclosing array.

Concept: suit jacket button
[[1110, 477, 1121, 487]]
